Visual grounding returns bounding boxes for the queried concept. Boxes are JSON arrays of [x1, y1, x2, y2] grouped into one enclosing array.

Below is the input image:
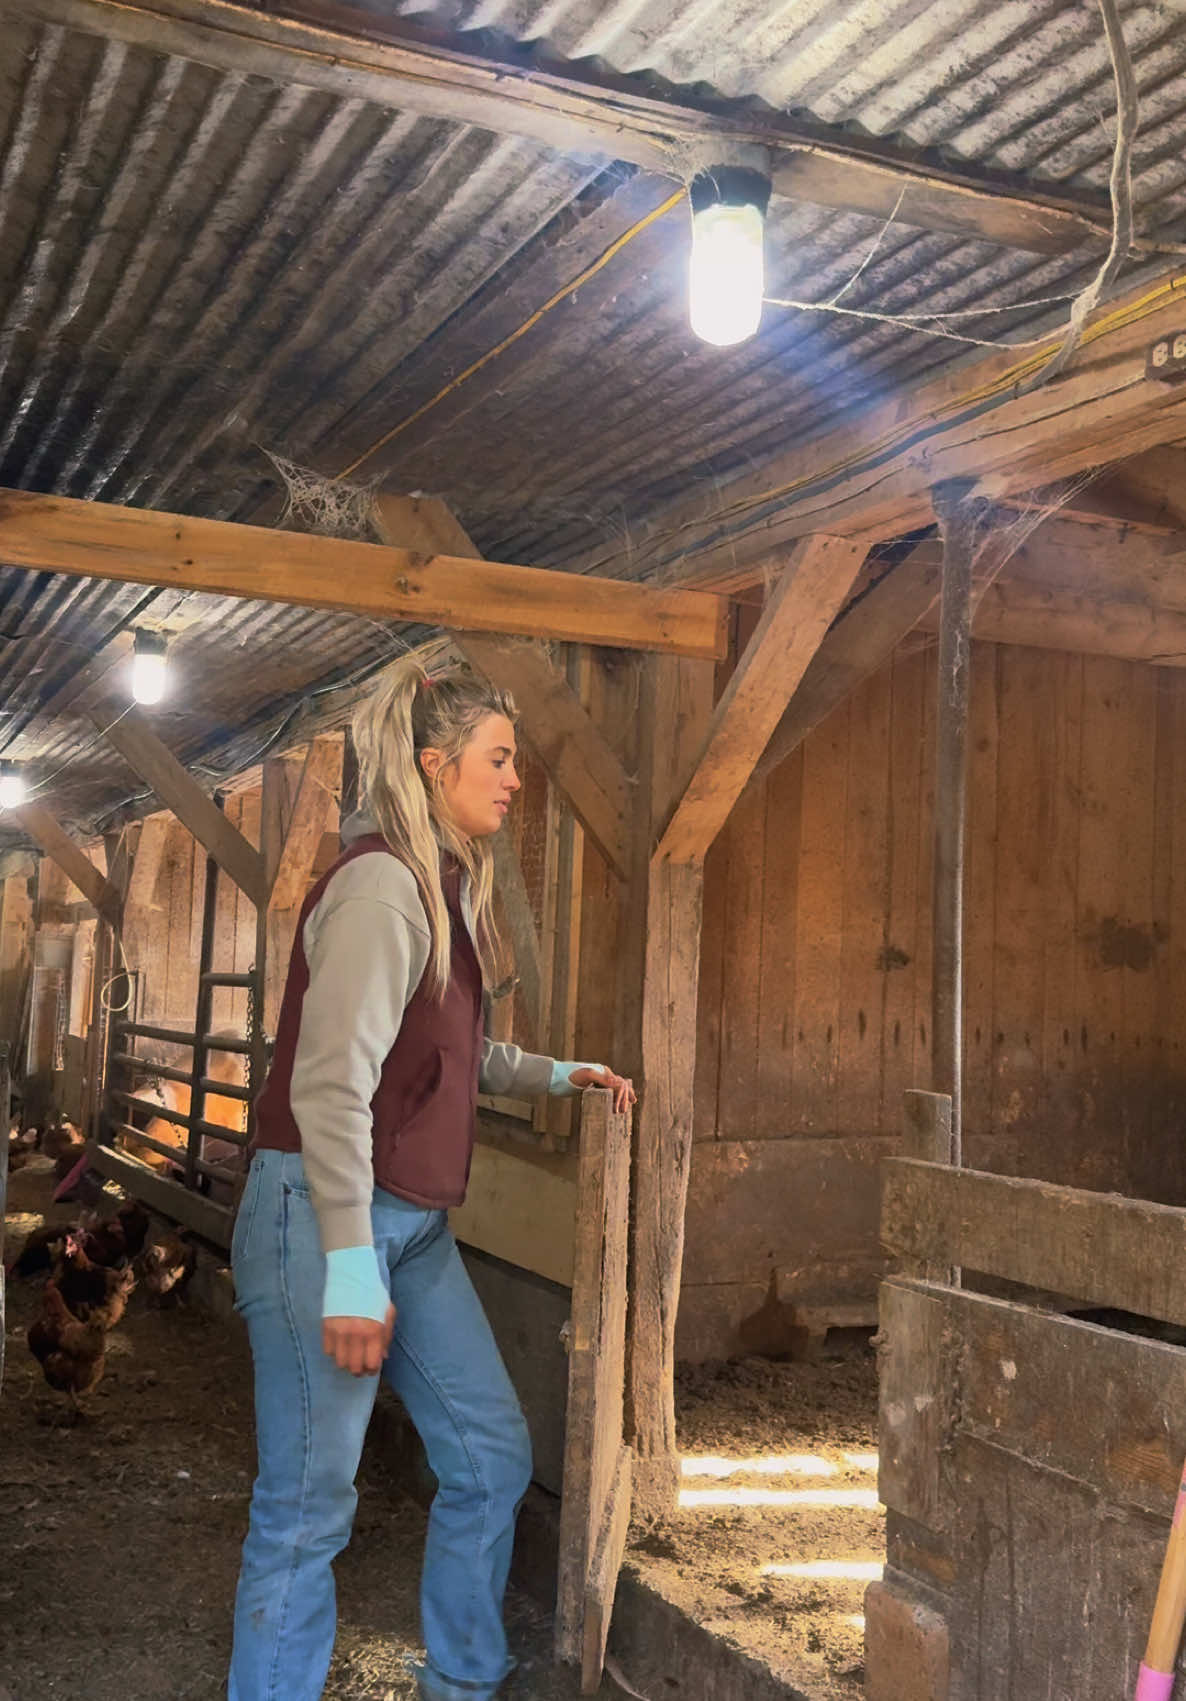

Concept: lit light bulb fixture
[[688, 166, 771, 347], [0, 761, 26, 810], [132, 629, 169, 705]]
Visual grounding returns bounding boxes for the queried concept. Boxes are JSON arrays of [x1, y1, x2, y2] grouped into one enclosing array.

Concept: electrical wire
[[24, 705, 135, 801], [762, 295, 1068, 350], [336, 187, 686, 481], [1016, 0, 1139, 395]]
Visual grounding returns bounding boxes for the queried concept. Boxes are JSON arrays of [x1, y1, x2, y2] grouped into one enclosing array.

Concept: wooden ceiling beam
[[923, 581, 1186, 668], [583, 266, 1186, 594], [5, 0, 1116, 255], [0, 488, 726, 660], [655, 533, 868, 866], [11, 802, 122, 927]]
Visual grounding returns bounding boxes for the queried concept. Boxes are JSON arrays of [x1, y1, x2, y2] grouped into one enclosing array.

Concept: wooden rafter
[[12, 802, 122, 927], [739, 525, 1023, 800], [92, 706, 266, 905], [0, 489, 726, 660], [656, 535, 868, 865], [3, 0, 1117, 255], [372, 494, 633, 878], [122, 811, 169, 925], [268, 736, 341, 911]]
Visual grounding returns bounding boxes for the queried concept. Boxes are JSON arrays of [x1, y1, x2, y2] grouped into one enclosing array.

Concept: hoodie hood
[[340, 807, 380, 845]]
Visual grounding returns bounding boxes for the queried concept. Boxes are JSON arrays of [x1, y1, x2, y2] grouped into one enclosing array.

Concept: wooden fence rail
[[881, 1156, 1186, 1326]]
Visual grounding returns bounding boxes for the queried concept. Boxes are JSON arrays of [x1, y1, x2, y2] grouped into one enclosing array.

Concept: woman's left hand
[[568, 1065, 637, 1114]]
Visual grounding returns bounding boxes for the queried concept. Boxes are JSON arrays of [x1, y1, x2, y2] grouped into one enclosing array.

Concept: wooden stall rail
[[881, 1157, 1186, 1325], [871, 1157, 1186, 1701]]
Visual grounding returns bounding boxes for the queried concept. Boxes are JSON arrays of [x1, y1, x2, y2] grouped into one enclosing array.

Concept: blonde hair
[[351, 655, 516, 996]]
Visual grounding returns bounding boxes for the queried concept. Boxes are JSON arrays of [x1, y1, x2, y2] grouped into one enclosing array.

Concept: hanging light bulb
[[0, 761, 26, 810], [132, 629, 169, 705], [689, 165, 771, 347]]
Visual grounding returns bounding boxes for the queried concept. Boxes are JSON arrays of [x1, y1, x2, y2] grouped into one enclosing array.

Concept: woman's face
[[422, 712, 520, 838]]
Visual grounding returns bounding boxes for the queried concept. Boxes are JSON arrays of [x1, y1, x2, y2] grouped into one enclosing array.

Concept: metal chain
[[243, 967, 260, 1136]]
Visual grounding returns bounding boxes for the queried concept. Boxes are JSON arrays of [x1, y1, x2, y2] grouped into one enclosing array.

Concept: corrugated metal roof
[[2, 0, 1186, 846]]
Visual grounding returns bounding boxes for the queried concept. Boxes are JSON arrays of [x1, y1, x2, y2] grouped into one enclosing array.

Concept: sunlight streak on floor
[[761, 1560, 884, 1581], [681, 1453, 837, 1479], [678, 1487, 882, 1509], [841, 1452, 880, 1472]]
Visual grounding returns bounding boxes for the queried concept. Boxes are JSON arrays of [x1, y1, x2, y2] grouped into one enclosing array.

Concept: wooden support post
[[900, 1090, 956, 1285], [930, 482, 982, 1162], [902, 1089, 954, 1163], [612, 654, 715, 1512], [556, 1088, 632, 1690], [254, 759, 288, 1077], [490, 829, 543, 1051]]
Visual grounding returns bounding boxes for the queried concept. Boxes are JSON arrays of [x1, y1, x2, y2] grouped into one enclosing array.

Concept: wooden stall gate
[[873, 1157, 1186, 1701]]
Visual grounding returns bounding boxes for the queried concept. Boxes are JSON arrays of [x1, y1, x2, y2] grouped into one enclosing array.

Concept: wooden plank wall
[[677, 638, 1186, 1359]]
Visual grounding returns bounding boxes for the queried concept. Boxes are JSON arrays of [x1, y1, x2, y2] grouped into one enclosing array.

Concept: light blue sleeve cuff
[[322, 1245, 390, 1323], [549, 1060, 599, 1097]]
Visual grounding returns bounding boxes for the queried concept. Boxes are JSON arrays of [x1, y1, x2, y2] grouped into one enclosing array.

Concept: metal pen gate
[[91, 846, 265, 1248]]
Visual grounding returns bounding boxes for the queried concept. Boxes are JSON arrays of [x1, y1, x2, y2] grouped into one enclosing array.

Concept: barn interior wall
[[676, 636, 1186, 1359]]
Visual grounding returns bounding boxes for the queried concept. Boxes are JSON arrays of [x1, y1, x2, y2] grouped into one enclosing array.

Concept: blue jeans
[[228, 1150, 532, 1701]]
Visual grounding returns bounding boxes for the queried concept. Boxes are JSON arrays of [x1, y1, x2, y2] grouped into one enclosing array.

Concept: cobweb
[[264, 450, 381, 541]]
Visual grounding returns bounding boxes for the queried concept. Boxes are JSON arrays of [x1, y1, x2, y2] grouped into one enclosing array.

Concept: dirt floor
[[2, 1166, 880, 1701], [629, 1348, 881, 1700]]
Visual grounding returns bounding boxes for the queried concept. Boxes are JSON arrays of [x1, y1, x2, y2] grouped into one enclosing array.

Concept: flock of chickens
[[7, 1116, 199, 1419]]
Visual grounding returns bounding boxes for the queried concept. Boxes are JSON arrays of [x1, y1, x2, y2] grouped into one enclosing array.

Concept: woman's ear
[[419, 746, 443, 784]]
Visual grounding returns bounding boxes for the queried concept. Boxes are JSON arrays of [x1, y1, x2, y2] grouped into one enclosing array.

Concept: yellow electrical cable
[[337, 187, 687, 481], [652, 264, 1186, 548]]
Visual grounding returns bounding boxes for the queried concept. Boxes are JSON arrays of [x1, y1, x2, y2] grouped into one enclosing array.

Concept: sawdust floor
[[3, 1167, 880, 1701], [623, 1345, 881, 1701]]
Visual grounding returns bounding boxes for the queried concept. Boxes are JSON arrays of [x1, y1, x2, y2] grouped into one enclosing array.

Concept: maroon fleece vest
[[253, 835, 485, 1208]]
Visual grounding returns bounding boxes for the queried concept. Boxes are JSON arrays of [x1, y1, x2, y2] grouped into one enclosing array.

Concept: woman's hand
[[322, 1304, 396, 1377], [567, 1065, 637, 1115]]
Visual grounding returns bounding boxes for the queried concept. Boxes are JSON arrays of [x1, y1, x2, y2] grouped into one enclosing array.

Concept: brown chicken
[[136, 1228, 197, 1305], [53, 1235, 136, 1329], [8, 1200, 150, 1279], [27, 1282, 108, 1413], [80, 1201, 151, 1267], [7, 1222, 70, 1278]]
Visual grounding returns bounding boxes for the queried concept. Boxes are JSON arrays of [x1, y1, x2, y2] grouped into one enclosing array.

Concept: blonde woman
[[229, 659, 634, 1701]]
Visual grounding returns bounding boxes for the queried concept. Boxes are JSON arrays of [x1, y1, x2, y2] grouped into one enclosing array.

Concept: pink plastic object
[[51, 1149, 89, 1203], [1135, 1664, 1175, 1701]]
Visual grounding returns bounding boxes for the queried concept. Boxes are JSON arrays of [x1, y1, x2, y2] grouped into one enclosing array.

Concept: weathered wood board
[[556, 1089, 631, 1687], [877, 1277, 1186, 1700], [882, 1157, 1186, 1326]]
